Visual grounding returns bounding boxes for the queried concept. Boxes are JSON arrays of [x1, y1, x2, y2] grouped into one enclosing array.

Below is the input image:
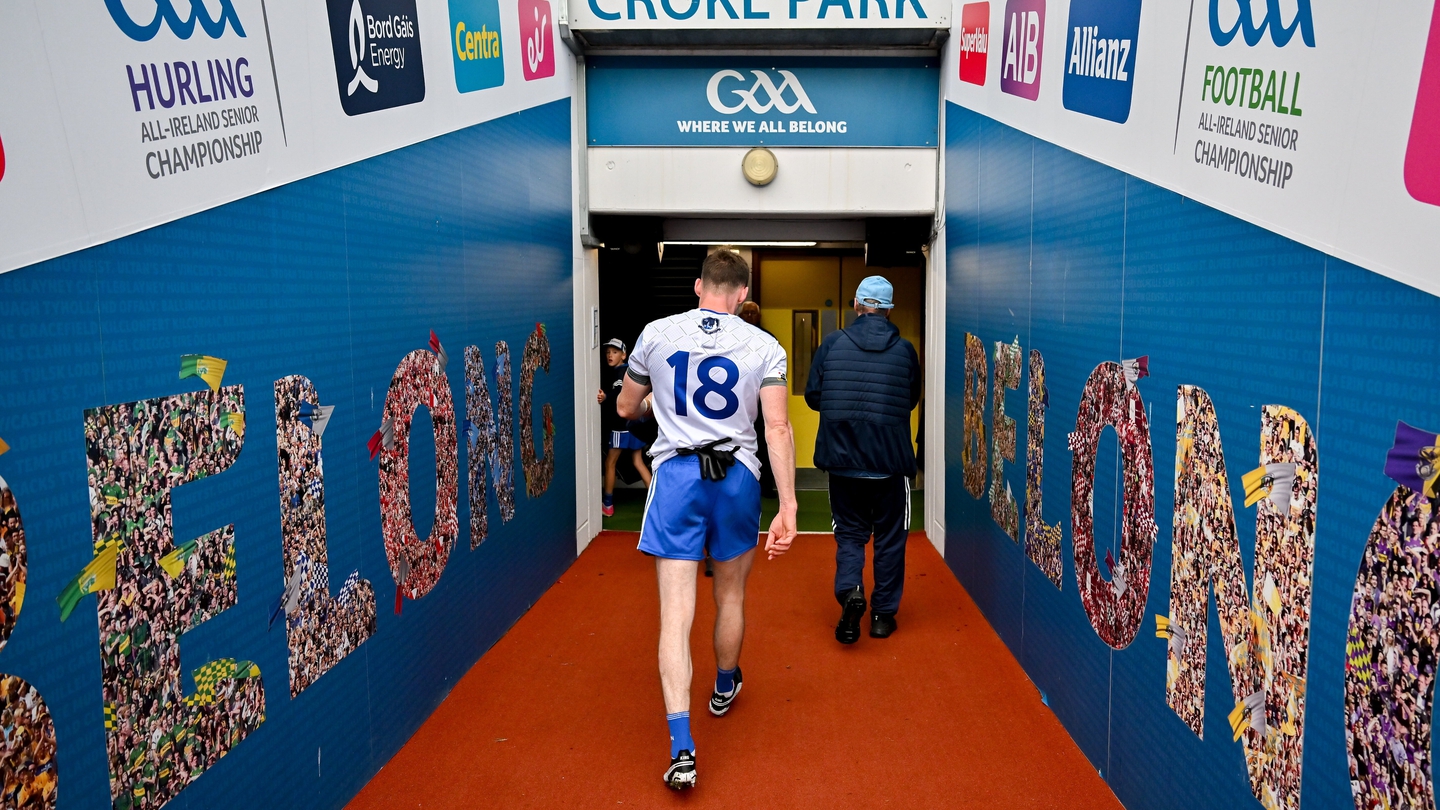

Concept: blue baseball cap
[[855, 276, 894, 309]]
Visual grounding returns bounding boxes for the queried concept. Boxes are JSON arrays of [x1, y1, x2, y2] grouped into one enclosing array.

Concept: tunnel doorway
[[590, 216, 928, 533]]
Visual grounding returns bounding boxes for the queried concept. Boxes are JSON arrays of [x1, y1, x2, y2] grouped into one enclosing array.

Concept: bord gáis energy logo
[[519, 0, 555, 80], [1062, 0, 1141, 123], [327, 0, 426, 115], [105, 0, 246, 41], [707, 70, 817, 114], [999, 0, 1044, 100], [450, 0, 505, 92], [958, 2, 990, 86], [1404, 0, 1440, 207]]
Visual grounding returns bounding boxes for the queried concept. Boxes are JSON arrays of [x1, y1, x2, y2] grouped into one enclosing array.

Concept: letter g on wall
[[106, 0, 247, 41]]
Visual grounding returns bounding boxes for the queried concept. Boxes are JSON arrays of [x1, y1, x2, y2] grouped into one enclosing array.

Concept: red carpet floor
[[347, 531, 1122, 809]]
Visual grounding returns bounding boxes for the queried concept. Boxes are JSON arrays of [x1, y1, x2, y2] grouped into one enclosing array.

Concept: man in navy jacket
[[804, 275, 922, 643]]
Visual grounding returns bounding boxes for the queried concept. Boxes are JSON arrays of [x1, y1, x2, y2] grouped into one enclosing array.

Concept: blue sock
[[666, 711, 693, 757], [602, 493, 613, 507], [715, 666, 737, 695]]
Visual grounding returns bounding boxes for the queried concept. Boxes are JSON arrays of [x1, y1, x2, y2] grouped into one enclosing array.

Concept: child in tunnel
[[599, 338, 651, 516]]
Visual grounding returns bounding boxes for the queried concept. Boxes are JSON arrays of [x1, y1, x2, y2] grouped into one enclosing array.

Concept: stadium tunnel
[[0, 0, 1436, 808]]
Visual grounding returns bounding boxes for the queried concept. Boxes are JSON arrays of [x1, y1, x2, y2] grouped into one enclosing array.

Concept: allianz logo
[[958, 26, 988, 55], [1068, 26, 1130, 82], [706, 70, 817, 115], [106, 0, 246, 41], [1209, 0, 1314, 48]]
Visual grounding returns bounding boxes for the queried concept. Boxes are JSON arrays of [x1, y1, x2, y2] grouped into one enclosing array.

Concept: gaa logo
[[700, 317, 721, 334], [707, 70, 817, 115], [106, 0, 247, 41], [957, 2, 990, 87], [520, 0, 556, 80], [326, 0, 426, 115], [1208, 0, 1315, 48]]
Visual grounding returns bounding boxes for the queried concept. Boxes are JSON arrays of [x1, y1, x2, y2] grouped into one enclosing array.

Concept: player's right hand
[[596, 389, 605, 404], [764, 506, 797, 560]]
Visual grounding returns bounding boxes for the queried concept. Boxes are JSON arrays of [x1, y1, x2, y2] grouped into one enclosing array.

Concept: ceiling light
[[663, 241, 818, 247]]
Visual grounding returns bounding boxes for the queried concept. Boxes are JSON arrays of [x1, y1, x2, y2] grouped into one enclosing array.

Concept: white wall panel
[[588, 147, 937, 215]]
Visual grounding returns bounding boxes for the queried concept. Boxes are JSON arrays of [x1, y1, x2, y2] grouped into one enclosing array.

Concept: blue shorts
[[638, 455, 760, 562], [607, 429, 646, 450]]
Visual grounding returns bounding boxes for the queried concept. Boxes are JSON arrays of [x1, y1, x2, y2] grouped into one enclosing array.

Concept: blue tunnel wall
[[0, 99, 574, 810], [943, 100, 1440, 810]]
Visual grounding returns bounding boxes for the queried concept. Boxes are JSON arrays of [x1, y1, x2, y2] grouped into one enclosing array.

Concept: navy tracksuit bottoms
[[829, 474, 911, 615]]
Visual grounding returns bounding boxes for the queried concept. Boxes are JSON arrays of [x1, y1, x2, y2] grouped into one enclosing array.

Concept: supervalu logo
[[958, 2, 990, 87], [1062, 0, 1141, 123], [999, 0, 1044, 100], [326, 0, 427, 115], [450, 0, 505, 93]]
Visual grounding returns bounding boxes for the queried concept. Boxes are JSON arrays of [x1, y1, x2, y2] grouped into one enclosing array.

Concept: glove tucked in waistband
[[676, 438, 738, 482]]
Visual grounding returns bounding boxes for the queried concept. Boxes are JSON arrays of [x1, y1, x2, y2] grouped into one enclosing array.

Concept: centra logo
[[707, 70, 817, 115], [106, 0, 246, 41], [326, 0, 426, 116], [958, 2, 990, 87], [450, 0, 505, 93], [1209, 0, 1314, 48]]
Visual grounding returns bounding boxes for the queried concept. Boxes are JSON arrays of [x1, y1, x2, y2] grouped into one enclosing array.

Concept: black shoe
[[870, 612, 897, 638], [708, 667, 743, 716], [835, 586, 867, 644], [664, 750, 697, 790]]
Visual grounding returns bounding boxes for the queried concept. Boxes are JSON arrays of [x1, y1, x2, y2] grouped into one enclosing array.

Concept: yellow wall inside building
[[757, 254, 923, 468]]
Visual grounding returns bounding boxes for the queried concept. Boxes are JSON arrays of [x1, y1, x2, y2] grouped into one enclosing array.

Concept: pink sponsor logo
[[1405, 0, 1440, 206], [1000, 0, 1045, 100], [959, 2, 991, 87], [519, 0, 555, 81]]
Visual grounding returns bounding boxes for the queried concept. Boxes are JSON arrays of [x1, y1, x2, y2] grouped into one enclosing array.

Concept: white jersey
[[628, 308, 787, 479]]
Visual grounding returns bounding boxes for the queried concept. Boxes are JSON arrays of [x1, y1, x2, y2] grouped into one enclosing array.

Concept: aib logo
[[1062, 0, 1141, 123], [450, 0, 505, 93], [1208, 0, 1314, 47], [1405, 0, 1440, 207], [519, 0, 555, 81], [1000, 0, 1045, 100], [105, 0, 246, 41], [707, 70, 816, 114], [326, 0, 426, 116], [958, 2, 990, 87]]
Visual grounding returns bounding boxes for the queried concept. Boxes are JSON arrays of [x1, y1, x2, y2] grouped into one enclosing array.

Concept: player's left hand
[[764, 505, 797, 559]]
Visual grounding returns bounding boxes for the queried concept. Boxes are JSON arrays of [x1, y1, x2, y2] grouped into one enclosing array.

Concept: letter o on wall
[[379, 350, 460, 600], [1068, 362, 1157, 649]]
